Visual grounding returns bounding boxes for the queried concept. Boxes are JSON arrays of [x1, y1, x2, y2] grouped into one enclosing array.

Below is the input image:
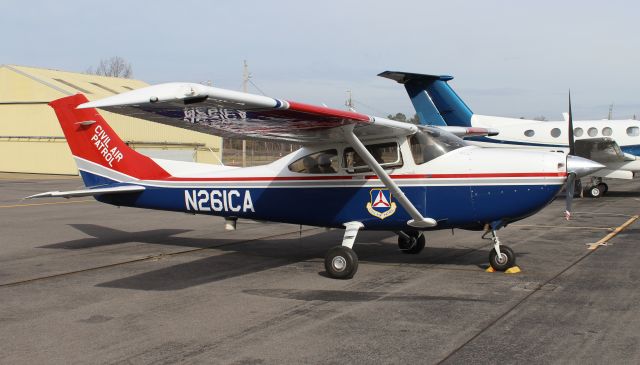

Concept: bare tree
[[87, 56, 133, 78]]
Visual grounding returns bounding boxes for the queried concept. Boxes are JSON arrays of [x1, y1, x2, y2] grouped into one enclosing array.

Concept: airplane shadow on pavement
[[39, 224, 502, 291]]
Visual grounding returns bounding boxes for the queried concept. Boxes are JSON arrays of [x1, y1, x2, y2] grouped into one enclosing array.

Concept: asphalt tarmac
[[1, 173, 639, 364]]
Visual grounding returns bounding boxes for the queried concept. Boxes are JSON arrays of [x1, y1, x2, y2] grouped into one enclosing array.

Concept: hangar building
[[0, 65, 222, 175]]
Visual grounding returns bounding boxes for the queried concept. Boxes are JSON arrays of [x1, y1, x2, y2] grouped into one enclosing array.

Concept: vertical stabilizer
[[49, 94, 170, 185], [378, 71, 473, 127]]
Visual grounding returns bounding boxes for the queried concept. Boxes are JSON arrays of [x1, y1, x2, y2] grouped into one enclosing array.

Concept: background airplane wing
[[78, 83, 417, 144], [575, 138, 634, 163]]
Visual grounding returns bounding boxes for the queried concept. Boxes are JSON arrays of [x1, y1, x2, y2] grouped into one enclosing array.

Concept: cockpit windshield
[[409, 126, 468, 165]]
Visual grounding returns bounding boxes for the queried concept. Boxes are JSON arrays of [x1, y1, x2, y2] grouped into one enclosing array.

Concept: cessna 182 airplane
[[380, 71, 640, 198], [27, 83, 603, 279]]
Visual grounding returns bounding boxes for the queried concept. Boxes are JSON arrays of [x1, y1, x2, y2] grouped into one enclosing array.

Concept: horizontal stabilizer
[[25, 185, 145, 199], [378, 71, 454, 84]]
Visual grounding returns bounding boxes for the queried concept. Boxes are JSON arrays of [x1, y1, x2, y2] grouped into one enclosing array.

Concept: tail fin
[[378, 71, 473, 127], [49, 94, 170, 186]]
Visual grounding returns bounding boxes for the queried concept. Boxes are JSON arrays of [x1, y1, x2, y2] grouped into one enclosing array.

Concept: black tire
[[589, 185, 602, 198], [398, 231, 426, 254], [598, 183, 608, 195], [324, 246, 358, 279], [489, 245, 516, 271]]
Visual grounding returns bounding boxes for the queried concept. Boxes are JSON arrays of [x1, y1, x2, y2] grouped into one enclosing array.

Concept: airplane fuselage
[[81, 138, 567, 231]]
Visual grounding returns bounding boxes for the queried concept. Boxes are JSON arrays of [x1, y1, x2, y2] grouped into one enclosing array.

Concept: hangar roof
[[0, 64, 148, 103]]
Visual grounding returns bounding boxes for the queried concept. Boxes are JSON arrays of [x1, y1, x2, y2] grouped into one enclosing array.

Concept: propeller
[[565, 91, 576, 220], [564, 91, 605, 220]]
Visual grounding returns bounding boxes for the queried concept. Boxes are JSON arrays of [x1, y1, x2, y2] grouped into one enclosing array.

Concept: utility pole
[[241, 60, 250, 167], [345, 90, 355, 112]]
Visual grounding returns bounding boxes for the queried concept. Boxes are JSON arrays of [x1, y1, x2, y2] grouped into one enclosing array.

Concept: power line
[[352, 98, 391, 116], [248, 79, 267, 96]]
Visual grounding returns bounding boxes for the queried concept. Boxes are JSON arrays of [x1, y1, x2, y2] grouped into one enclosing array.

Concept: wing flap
[[25, 185, 145, 199]]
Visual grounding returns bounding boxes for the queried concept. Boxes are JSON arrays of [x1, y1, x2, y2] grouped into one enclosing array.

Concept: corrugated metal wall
[[0, 65, 222, 174]]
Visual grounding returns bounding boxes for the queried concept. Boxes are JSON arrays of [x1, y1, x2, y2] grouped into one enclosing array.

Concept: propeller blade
[[568, 90, 575, 156], [565, 172, 576, 220]]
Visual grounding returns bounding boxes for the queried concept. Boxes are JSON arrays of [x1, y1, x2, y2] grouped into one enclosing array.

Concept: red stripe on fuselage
[[161, 172, 566, 182]]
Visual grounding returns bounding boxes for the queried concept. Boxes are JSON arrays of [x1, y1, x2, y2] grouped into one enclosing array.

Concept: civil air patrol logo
[[367, 188, 397, 219]]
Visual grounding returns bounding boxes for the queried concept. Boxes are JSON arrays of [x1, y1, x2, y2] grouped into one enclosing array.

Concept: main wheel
[[597, 183, 608, 195], [325, 246, 358, 279], [398, 231, 425, 254], [489, 245, 516, 271], [588, 185, 603, 198]]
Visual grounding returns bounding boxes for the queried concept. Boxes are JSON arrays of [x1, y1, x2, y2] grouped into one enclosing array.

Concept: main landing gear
[[397, 230, 426, 254], [324, 222, 363, 279], [324, 224, 429, 279], [582, 177, 608, 198], [484, 229, 516, 271]]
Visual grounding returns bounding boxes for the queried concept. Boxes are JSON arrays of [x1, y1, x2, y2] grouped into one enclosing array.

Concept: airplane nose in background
[[566, 155, 605, 178]]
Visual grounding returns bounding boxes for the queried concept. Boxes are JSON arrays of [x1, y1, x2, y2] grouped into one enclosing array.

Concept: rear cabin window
[[627, 126, 639, 136], [288, 149, 339, 174], [410, 129, 467, 165], [343, 142, 402, 173]]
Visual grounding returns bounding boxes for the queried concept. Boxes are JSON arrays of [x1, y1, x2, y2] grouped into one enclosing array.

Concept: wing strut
[[343, 127, 437, 228]]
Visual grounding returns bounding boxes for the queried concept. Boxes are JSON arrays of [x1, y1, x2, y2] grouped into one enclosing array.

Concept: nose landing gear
[[484, 229, 516, 271]]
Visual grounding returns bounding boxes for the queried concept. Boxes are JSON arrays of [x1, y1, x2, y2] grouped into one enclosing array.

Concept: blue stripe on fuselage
[[82, 171, 562, 231], [466, 136, 567, 148]]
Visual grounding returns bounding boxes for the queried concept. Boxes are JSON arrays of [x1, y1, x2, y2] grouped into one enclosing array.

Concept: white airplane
[[26, 82, 602, 279], [380, 71, 640, 198]]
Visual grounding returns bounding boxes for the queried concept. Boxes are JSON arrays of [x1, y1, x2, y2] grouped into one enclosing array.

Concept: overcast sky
[[3, 0, 640, 120]]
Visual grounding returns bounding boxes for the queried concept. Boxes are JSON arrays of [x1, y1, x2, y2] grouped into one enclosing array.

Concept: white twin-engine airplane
[[380, 71, 640, 198], [28, 82, 603, 279]]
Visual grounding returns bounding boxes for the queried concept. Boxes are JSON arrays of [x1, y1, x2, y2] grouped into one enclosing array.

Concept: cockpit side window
[[410, 128, 467, 165], [288, 149, 338, 174], [343, 142, 402, 173]]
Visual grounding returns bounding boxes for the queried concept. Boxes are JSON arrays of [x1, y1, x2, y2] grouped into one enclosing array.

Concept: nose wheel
[[485, 229, 516, 271], [489, 245, 515, 271]]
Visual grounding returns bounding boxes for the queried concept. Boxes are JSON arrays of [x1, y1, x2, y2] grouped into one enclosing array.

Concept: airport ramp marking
[[586, 215, 639, 250]]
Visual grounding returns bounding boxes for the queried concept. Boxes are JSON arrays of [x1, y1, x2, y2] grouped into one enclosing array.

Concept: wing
[[574, 138, 634, 163], [78, 83, 417, 144]]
